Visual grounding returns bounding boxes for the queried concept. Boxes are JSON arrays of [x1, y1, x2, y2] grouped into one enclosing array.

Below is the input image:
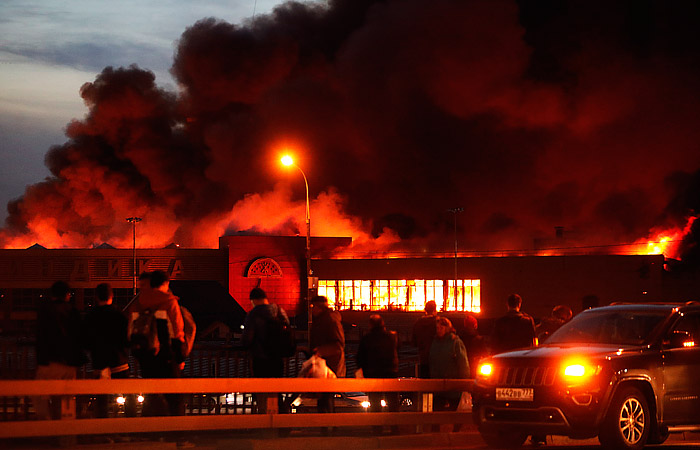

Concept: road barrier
[[0, 378, 473, 438]]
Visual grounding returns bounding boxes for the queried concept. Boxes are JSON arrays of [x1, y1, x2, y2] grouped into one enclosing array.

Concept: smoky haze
[[2, 0, 700, 258]]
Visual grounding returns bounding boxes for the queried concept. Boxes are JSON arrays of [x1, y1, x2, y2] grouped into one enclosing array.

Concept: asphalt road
[[3, 430, 700, 449]]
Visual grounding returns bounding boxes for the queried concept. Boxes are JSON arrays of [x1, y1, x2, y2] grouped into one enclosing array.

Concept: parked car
[[472, 302, 700, 449]]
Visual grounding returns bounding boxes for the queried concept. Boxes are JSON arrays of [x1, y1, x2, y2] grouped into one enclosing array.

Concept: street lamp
[[126, 217, 142, 296], [447, 208, 463, 311], [281, 155, 312, 331]]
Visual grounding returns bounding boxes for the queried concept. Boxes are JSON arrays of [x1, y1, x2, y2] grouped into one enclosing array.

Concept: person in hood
[[430, 316, 469, 432], [310, 295, 345, 415], [129, 270, 185, 416]]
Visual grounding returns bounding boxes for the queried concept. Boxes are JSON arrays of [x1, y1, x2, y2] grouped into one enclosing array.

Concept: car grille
[[495, 366, 556, 386]]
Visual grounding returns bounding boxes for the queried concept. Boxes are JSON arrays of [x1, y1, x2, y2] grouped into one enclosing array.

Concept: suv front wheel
[[599, 386, 651, 450]]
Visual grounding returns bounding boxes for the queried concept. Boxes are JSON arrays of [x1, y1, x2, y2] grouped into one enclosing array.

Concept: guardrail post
[[256, 394, 279, 438], [57, 394, 77, 447], [416, 392, 433, 433]]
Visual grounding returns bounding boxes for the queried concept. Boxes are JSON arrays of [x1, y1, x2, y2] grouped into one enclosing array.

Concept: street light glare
[[281, 155, 294, 166]]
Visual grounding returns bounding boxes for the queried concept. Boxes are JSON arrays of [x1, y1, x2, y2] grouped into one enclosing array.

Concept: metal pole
[[292, 164, 312, 332], [126, 217, 142, 296], [447, 208, 463, 310]]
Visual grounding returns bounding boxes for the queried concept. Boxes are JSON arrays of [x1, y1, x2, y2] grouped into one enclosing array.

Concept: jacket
[[356, 327, 398, 378], [429, 332, 469, 380], [242, 303, 289, 360], [490, 309, 536, 354], [310, 307, 346, 377], [412, 314, 437, 363], [36, 299, 85, 367], [133, 288, 185, 341], [84, 304, 130, 371]]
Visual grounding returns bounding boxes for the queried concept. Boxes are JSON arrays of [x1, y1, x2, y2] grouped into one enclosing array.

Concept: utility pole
[[126, 217, 142, 296], [447, 208, 464, 310]]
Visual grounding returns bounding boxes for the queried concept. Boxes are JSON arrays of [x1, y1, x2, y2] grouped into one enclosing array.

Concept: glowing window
[[318, 280, 337, 307], [373, 280, 389, 310], [317, 279, 480, 312]]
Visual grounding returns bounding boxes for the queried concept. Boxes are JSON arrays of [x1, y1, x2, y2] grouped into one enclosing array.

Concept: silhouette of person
[[490, 294, 536, 355]]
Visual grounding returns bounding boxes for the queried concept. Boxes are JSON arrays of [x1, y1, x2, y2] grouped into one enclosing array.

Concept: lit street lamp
[[281, 155, 312, 331]]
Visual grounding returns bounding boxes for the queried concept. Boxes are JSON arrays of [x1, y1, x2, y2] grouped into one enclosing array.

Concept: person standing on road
[[457, 314, 487, 379], [84, 282, 132, 418], [490, 294, 536, 355], [129, 270, 185, 416], [536, 305, 573, 343], [310, 295, 345, 414], [34, 281, 86, 420], [356, 314, 399, 435], [242, 287, 290, 413], [412, 300, 438, 378], [429, 316, 469, 432]]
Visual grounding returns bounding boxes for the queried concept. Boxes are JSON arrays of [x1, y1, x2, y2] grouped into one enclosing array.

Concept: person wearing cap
[[242, 287, 290, 414], [310, 295, 345, 414], [242, 287, 290, 378]]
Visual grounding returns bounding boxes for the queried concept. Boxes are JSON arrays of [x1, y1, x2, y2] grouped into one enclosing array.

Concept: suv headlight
[[479, 362, 493, 376], [564, 364, 586, 377], [476, 362, 495, 384], [562, 361, 601, 380]]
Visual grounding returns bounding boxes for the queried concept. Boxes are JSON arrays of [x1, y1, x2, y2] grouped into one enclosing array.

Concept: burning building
[[0, 233, 672, 337], [2, 1, 700, 335]]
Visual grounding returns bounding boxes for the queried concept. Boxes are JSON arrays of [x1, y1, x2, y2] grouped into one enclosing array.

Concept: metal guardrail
[[0, 378, 474, 438]]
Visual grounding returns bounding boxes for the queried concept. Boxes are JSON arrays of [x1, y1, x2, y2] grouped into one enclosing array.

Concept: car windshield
[[546, 309, 669, 345]]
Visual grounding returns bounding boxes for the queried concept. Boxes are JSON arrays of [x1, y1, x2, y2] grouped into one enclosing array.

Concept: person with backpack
[[242, 287, 291, 413], [128, 270, 185, 416]]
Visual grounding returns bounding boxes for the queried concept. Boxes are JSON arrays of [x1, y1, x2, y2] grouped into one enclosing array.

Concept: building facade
[[0, 235, 670, 336]]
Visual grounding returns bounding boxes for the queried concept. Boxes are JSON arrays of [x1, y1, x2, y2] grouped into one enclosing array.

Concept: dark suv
[[472, 303, 700, 449]]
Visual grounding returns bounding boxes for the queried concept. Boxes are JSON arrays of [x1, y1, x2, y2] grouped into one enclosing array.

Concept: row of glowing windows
[[317, 279, 481, 313]]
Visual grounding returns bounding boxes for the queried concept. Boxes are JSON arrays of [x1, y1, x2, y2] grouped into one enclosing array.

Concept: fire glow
[[633, 216, 697, 259]]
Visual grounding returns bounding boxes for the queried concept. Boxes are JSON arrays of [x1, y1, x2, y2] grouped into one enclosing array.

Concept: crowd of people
[[34, 277, 575, 437], [34, 270, 192, 421]]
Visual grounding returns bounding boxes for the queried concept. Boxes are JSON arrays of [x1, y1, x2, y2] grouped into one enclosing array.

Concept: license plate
[[496, 388, 534, 401]]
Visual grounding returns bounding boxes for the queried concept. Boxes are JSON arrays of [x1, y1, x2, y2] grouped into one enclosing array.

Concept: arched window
[[246, 257, 283, 278]]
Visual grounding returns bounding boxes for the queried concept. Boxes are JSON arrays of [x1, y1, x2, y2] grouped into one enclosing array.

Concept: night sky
[[2, 0, 700, 260]]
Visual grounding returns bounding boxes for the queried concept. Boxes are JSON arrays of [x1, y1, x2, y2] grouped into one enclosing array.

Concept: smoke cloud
[[2, 0, 700, 258]]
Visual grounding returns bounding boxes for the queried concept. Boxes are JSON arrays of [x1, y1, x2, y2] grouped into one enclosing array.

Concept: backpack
[[180, 305, 196, 357], [129, 309, 160, 356], [264, 307, 297, 358]]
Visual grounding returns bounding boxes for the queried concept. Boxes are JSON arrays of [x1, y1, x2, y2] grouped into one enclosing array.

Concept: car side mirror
[[669, 331, 695, 349]]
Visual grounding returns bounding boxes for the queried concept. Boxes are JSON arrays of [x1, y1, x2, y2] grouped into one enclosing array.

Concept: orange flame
[[633, 216, 696, 259]]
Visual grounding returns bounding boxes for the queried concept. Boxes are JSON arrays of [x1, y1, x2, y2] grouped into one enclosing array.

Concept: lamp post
[[447, 208, 463, 310], [126, 217, 142, 296], [281, 155, 312, 331]]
